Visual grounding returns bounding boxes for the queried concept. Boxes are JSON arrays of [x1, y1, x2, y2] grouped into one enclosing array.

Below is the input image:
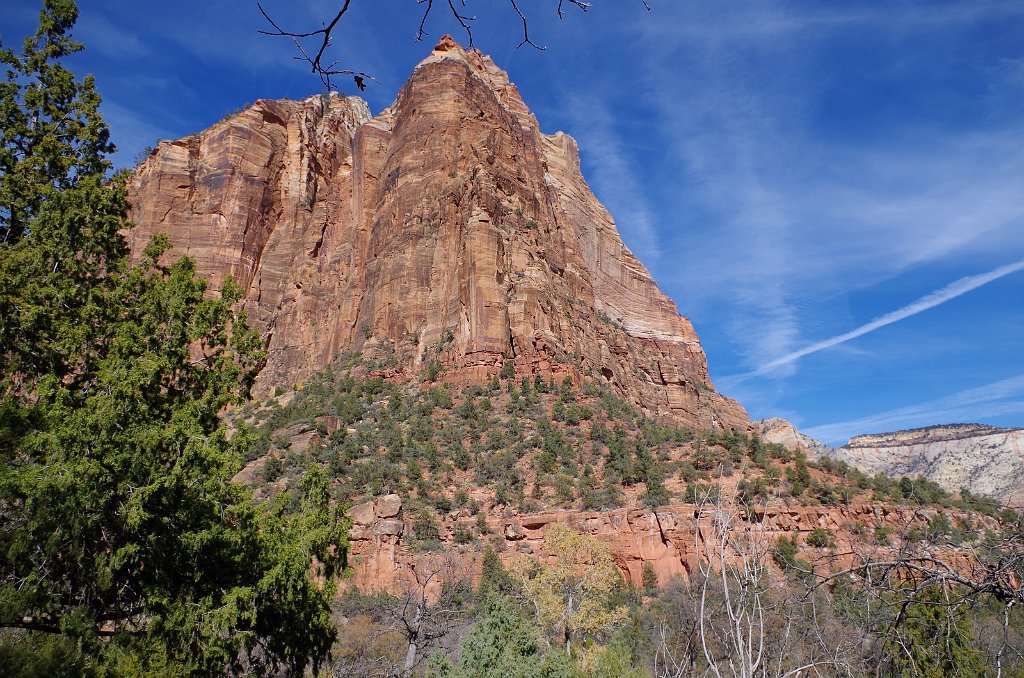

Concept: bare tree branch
[[257, 0, 373, 90], [257, 1, 649, 91]]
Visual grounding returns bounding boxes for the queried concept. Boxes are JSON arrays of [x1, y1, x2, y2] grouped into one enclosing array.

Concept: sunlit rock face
[[128, 36, 748, 431], [758, 419, 1024, 508], [343, 501, 989, 596], [841, 424, 1024, 508]]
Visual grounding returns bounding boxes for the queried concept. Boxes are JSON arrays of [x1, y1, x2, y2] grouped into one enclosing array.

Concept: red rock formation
[[128, 36, 747, 430], [344, 496, 995, 597]]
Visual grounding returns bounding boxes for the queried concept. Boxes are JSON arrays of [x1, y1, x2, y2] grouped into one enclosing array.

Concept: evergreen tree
[[0, 0, 112, 245], [430, 595, 580, 678], [0, 2, 346, 673], [882, 586, 986, 678]]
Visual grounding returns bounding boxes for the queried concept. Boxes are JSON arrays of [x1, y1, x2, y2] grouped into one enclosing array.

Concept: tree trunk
[[403, 638, 418, 677]]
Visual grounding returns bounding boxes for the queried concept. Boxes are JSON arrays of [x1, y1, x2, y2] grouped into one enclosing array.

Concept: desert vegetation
[[231, 363, 1024, 676]]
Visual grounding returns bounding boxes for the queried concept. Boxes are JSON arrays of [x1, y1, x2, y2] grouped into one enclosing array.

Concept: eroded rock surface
[[128, 37, 747, 431], [758, 419, 1024, 508], [841, 425, 1024, 508], [343, 500, 994, 597]]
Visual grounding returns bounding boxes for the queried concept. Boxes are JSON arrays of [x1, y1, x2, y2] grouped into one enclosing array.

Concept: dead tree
[[806, 524, 1024, 676], [328, 553, 472, 678], [256, 0, 650, 90], [648, 488, 857, 678]]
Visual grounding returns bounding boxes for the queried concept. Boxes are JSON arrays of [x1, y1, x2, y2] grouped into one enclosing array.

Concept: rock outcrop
[[344, 499, 994, 597], [756, 418, 834, 459], [127, 36, 747, 431], [758, 419, 1024, 508]]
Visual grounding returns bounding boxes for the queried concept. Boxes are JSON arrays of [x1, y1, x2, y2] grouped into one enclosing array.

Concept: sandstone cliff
[[127, 37, 747, 431], [343, 492, 992, 597]]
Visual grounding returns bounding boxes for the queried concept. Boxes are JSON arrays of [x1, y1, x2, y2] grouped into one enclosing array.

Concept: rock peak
[[407, 34, 535, 135], [432, 34, 464, 53], [126, 42, 749, 431]]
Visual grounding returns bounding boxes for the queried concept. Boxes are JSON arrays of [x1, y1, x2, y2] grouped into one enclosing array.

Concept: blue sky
[[4, 1, 1023, 444]]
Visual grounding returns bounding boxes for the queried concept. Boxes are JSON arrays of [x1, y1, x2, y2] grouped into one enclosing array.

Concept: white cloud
[[561, 93, 662, 263], [619, 1, 1024, 395]]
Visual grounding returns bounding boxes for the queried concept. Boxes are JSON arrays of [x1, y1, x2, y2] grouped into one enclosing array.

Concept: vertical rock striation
[[128, 37, 748, 430]]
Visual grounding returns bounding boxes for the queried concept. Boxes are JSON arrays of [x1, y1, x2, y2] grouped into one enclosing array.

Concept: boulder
[[349, 500, 376, 526], [373, 520, 405, 537], [375, 494, 402, 519], [504, 523, 526, 540]]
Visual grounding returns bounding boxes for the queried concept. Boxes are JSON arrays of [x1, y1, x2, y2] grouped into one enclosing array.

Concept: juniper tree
[[0, 2, 346, 673]]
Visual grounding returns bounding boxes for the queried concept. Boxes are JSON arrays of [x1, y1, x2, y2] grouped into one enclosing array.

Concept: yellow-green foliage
[[511, 524, 629, 653]]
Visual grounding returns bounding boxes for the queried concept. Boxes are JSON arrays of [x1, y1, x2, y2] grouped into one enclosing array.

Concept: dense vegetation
[[238, 358, 1017, 535], [0, 2, 344, 674], [233, 362, 1024, 676], [324, 515, 1024, 677]]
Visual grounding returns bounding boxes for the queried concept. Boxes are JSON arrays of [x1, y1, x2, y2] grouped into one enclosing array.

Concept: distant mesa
[[127, 37, 747, 431], [757, 418, 1024, 508]]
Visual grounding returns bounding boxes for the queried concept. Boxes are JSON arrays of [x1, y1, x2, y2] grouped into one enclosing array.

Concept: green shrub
[[806, 527, 834, 548], [677, 460, 700, 482], [453, 523, 474, 544], [642, 562, 659, 594], [773, 535, 799, 569], [927, 512, 952, 542], [262, 455, 283, 482], [874, 525, 893, 545], [500, 360, 515, 380], [412, 509, 442, 549]]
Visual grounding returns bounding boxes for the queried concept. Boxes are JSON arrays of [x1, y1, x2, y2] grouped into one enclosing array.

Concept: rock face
[[840, 424, 1024, 508], [759, 419, 1024, 508], [127, 36, 747, 431], [756, 418, 834, 459], [344, 500, 992, 597]]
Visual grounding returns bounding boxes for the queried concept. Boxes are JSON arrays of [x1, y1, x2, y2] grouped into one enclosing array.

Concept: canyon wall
[[344, 494, 992, 597], [841, 424, 1024, 508]]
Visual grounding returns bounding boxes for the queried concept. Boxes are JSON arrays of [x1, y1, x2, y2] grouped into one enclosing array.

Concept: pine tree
[[882, 586, 986, 678], [0, 2, 346, 673]]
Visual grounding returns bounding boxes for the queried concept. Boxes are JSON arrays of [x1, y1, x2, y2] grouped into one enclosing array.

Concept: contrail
[[743, 257, 1024, 378]]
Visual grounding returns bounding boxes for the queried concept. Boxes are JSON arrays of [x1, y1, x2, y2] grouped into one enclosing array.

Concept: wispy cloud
[[561, 93, 661, 263], [805, 373, 1024, 444], [614, 2, 1024, 426], [77, 13, 147, 58], [727, 258, 1024, 383]]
